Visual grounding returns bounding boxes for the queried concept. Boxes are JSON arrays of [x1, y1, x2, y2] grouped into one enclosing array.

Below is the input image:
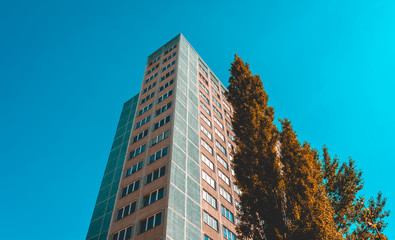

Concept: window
[[112, 226, 133, 240], [146, 165, 166, 184], [217, 154, 228, 170], [210, 75, 220, 90], [231, 169, 235, 176], [121, 180, 140, 197], [202, 170, 216, 189], [125, 161, 143, 177], [143, 81, 156, 94], [160, 69, 174, 82], [227, 131, 235, 141], [201, 125, 212, 141], [157, 89, 173, 104], [234, 184, 242, 195], [199, 74, 209, 85], [199, 64, 208, 77], [211, 87, 221, 99], [218, 169, 230, 186], [200, 112, 212, 128], [155, 102, 172, 116], [223, 101, 231, 112], [158, 79, 174, 92], [161, 60, 176, 72], [135, 115, 151, 129], [137, 103, 152, 116], [227, 121, 233, 130], [212, 96, 222, 109], [223, 226, 236, 240], [154, 115, 171, 130], [200, 102, 211, 116], [140, 212, 162, 233], [141, 92, 155, 104], [132, 129, 149, 143], [214, 116, 223, 129], [203, 211, 218, 231], [203, 189, 217, 209], [199, 82, 209, 95], [201, 138, 213, 155], [213, 106, 222, 119], [164, 44, 177, 55], [225, 110, 231, 119], [148, 55, 160, 67], [216, 140, 227, 156], [201, 153, 214, 171], [116, 202, 137, 220], [151, 130, 170, 146], [204, 235, 213, 240], [130, 144, 146, 159], [163, 52, 176, 64], [149, 146, 168, 164], [199, 91, 210, 105], [220, 186, 232, 204], [143, 187, 165, 207], [146, 64, 159, 75], [228, 142, 235, 152], [214, 128, 225, 142], [145, 73, 158, 84], [221, 205, 235, 223]]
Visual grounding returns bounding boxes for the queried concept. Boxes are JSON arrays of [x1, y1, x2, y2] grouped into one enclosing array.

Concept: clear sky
[[0, 0, 394, 239]]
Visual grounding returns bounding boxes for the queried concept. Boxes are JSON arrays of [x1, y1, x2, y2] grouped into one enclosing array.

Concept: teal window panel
[[108, 148, 120, 161], [100, 171, 114, 190], [166, 209, 185, 240], [178, 68, 188, 85], [187, 113, 198, 130], [187, 126, 199, 148], [114, 125, 126, 139], [120, 142, 128, 154], [188, 90, 198, 107], [178, 59, 188, 75], [87, 217, 103, 238], [116, 154, 126, 168], [105, 195, 116, 214], [187, 158, 200, 183], [187, 176, 200, 202], [175, 99, 187, 121], [169, 184, 186, 215], [173, 127, 187, 151], [188, 140, 199, 164], [102, 213, 112, 231], [176, 76, 187, 94], [174, 112, 187, 135], [180, 51, 188, 64], [110, 180, 120, 195], [186, 222, 201, 240], [189, 62, 197, 76], [104, 158, 117, 175], [188, 81, 198, 95], [114, 166, 123, 178], [98, 231, 108, 240], [176, 89, 188, 107], [186, 198, 201, 229], [96, 185, 110, 203], [170, 163, 186, 192], [92, 201, 107, 220]]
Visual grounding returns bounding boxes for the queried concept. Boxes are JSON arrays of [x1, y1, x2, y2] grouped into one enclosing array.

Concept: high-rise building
[[87, 34, 239, 240]]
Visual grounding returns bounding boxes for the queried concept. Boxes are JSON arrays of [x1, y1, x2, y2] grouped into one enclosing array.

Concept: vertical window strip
[[202, 170, 216, 189], [203, 211, 219, 231], [203, 189, 217, 209], [125, 161, 143, 177], [149, 146, 168, 164], [201, 153, 214, 171], [146, 165, 166, 184], [116, 202, 137, 221], [121, 180, 140, 197], [201, 125, 212, 140]]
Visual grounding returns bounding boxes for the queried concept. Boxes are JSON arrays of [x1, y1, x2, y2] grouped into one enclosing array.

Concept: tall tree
[[279, 119, 341, 239], [227, 55, 286, 239], [322, 147, 390, 239]]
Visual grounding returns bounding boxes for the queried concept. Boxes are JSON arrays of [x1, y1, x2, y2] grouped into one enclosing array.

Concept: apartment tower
[[87, 34, 239, 240]]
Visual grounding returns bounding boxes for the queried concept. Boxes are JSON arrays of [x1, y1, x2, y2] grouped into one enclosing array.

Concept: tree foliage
[[226, 55, 390, 240]]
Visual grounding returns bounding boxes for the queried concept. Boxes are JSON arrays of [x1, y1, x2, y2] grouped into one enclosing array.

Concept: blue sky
[[0, 0, 394, 239]]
